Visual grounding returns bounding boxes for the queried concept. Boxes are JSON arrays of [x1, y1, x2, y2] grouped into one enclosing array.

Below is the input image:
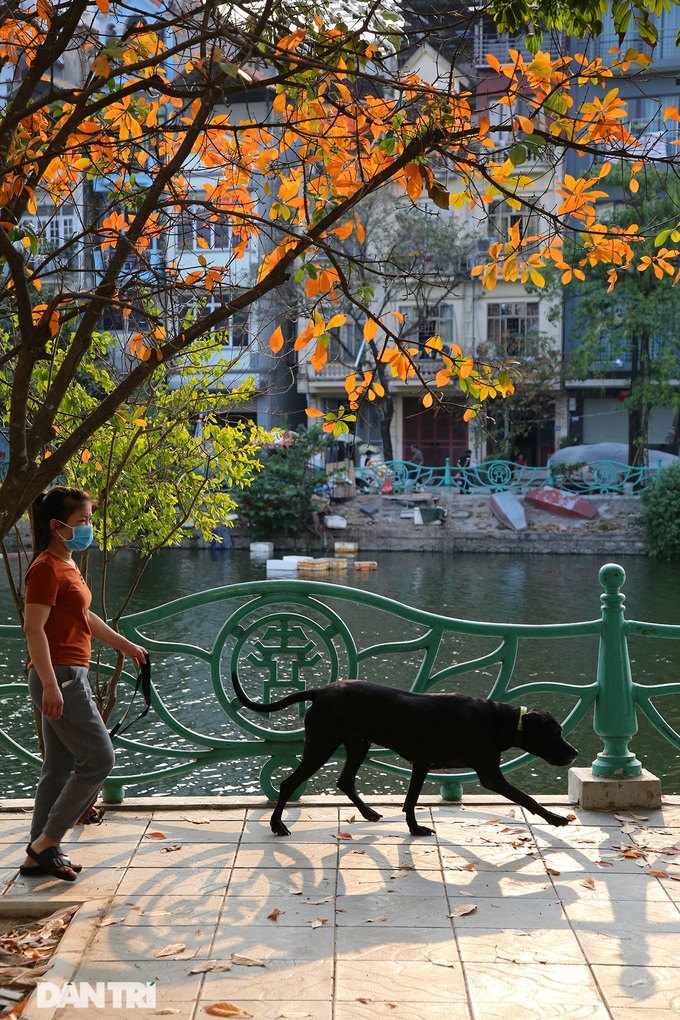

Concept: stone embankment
[[228, 492, 648, 556]]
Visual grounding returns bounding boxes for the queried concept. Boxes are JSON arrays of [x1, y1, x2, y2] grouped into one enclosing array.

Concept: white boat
[[490, 491, 528, 531]]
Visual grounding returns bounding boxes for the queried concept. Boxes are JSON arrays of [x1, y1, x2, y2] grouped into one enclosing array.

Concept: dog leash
[[109, 655, 151, 738]]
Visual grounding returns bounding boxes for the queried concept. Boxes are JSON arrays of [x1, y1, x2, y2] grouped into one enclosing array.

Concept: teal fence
[[355, 458, 662, 495], [1, 563, 680, 802]]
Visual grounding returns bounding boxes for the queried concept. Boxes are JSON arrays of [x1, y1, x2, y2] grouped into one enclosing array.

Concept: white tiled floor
[[2, 796, 680, 1019]]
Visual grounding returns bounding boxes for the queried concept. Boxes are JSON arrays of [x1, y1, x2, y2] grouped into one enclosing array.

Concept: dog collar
[[517, 706, 528, 732]]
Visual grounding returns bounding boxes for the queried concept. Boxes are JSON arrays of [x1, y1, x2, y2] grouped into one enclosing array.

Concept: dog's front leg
[[477, 769, 570, 827], [403, 762, 434, 836]]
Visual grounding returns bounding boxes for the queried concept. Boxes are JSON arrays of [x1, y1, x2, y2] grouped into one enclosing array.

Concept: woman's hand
[[41, 683, 64, 721], [125, 642, 148, 669]]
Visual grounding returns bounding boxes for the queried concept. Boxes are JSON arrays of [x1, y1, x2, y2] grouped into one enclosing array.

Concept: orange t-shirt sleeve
[[25, 557, 60, 607]]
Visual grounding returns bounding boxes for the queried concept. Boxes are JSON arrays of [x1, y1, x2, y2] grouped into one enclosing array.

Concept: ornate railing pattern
[[355, 458, 662, 495], [1, 564, 680, 801]]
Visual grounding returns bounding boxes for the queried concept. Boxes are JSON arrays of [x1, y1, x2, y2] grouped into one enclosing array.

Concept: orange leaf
[[267, 908, 283, 922], [81, 449, 92, 463], [422, 392, 433, 408], [326, 314, 346, 330], [363, 319, 377, 342], [203, 1005, 253, 1018], [269, 326, 284, 353], [305, 408, 324, 417], [331, 220, 353, 240], [310, 340, 328, 372], [96, 0, 109, 12], [463, 408, 475, 422]]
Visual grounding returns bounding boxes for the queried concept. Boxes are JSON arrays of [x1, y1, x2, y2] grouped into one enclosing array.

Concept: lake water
[[2, 548, 680, 800]]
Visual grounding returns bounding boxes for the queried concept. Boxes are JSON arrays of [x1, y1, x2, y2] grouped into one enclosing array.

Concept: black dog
[[232, 674, 578, 836]]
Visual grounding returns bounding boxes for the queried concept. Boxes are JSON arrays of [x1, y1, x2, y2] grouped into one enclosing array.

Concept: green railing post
[[592, 563, 642, 777], [444, 458, 452, 488]]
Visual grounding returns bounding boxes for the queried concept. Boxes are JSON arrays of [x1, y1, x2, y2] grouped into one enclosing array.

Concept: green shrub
[[641, 464, 680, 559], [238, 426, 331, 539]]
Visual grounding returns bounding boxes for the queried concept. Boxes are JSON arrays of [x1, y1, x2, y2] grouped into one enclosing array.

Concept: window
[[488, 201, 540, 243], [179, 205, 231, 251], [399, 303, 456, 358], [328, 319, 364, 361], [22, 203, 77, 251], [191, 294, 251, 347], [487, 301, 539, 356]]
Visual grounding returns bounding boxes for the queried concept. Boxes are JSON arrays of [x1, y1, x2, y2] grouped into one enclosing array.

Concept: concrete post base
[[568, 767, 662, 811]]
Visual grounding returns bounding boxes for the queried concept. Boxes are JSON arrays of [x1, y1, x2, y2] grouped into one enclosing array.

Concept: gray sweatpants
[[28, 665, 115, 844]]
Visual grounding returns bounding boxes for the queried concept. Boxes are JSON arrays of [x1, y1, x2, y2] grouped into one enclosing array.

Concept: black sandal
[[24, 844, 79, 882]]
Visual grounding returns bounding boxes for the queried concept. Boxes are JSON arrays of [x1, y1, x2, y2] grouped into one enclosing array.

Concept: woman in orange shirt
[[22, 486, 146, 881]]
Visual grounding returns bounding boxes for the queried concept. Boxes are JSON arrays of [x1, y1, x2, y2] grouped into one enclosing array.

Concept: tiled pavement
[[1, 795, 680, 1019]]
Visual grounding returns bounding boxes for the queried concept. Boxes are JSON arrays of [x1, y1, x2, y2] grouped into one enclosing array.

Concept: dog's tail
[[231, 672, 318, 714]]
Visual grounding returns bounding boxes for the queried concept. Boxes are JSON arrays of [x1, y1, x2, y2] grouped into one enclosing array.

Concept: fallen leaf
[[389, 868, 414, 879], [566, 813, 577, 820], [365, 915, 388, 923], [152, 1010, 181, 1015], [268, 909, 284, 922], [647, 869, 669, 878], [203, 1005, 253, 1017], [350, 849, 366, 855], [581, 878, 596, 891], [145, 831, 167, 839], [99, 917, 125, 927], [308, 918, 328, 928], [181, 816, 211, 824], [231, 954, 266, 967], [153, 943, 187, 958], [449, 904, 477, 917], [304, 896, 334, 905], [277, 1013, 312, 1018], [496, 949, 548, 964], [545, 867, 561, 876], [595, 860, 614, 867], [344, 815, 356, 824], [160, 844, 183, 853], [452, 863, 476, 872], [189, 962, 233, 974], [356, 999, 373, 1005], [428, 958, 456, 968], [334, 832, 353, 840]]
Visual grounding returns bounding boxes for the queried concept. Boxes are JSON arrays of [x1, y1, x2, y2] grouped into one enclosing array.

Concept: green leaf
[[508, 144, 527, 167]]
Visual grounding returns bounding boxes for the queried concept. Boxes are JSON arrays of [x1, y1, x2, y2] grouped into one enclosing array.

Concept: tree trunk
[[373, 360, 394, 461], [627, 329, 650, 468]]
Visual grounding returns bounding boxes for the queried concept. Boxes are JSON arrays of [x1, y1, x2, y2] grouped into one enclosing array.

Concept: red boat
[[525, 486, 598, 520]]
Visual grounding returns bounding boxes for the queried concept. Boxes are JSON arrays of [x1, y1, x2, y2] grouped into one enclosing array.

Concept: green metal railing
[[1, 563, 680, 802], [355, 458, 661, 495]]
